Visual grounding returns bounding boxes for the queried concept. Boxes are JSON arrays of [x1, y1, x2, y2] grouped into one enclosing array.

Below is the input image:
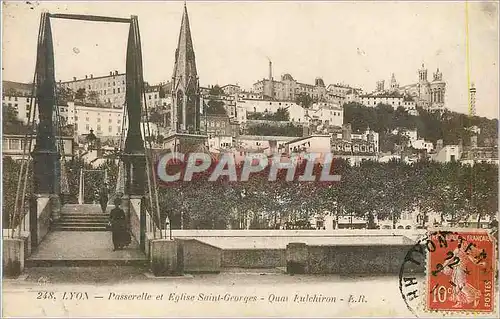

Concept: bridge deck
[[28, 231, 146, 266]]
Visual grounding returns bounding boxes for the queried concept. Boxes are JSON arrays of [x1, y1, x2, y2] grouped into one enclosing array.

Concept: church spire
[[171, 2, 200, 133]]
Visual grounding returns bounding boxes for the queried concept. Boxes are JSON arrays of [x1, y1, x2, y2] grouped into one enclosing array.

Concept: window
[[86, 117, 89, 121], [108, 126, 112, 132], [97, 125, 101, 131], [86, 124, 90, 131], [117, 119, 121, 124], [109, 118, 112, 123], [113, 88, 115, 94], [75, 116, 78, 121], [104, 90, 106, 95], [97, 118, 101, 122], [9, 139, 20, 150], [14, 97, 18, 101], [117, 88, 120, 93], [117, 126, 121, 132]]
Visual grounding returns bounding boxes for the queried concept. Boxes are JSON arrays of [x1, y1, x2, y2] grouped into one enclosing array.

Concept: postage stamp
[[399, 228, 497, 317], [426, 229, 496, 313]]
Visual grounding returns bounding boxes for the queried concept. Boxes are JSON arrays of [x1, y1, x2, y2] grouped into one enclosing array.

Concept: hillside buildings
[[431, 136, 499, 165], [60, 71, 126, 109]]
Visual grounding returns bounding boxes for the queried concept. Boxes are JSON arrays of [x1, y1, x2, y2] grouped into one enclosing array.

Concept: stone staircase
[[52, 204, 109, 231]]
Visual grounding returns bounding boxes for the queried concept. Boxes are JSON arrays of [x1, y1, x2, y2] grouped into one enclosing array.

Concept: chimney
[[90, 74, 93, 79], [471, 135, 478, 148], [436, 139, 443, 152], [85, 75, 88, 79], [73, 77, 76, 81], [269, 60, 272, 81], [115, 70, 118, 75], [110, 71, 113, 76], [268, 60, 274, 99]]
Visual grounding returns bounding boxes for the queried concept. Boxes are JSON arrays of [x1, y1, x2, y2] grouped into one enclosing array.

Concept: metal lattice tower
[[469, 83, 476, 116]]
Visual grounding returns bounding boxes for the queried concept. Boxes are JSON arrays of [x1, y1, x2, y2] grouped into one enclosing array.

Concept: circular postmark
[[399, 229, 497, 317]]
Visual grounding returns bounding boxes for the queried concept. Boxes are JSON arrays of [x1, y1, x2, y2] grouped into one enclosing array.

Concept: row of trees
[[56, 86, 101, 106], [245, 123, 303, 137], [155, 158, 498, 230], [3, 156, 497, 230], [247, 108, 290, 121]]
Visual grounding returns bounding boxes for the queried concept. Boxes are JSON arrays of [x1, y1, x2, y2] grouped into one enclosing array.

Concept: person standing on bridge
[[99, 184, 109, 214], [109, 198, 131, 251]]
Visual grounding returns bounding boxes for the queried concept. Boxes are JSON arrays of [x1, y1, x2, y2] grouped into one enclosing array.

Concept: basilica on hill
[[394, 64, 446, 112]]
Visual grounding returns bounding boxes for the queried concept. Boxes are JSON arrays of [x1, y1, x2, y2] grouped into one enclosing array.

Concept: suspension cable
[[135, 17, 162, 238], [11, 14, 45, 238]]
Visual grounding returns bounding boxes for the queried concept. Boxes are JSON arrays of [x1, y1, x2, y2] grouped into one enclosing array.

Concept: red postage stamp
[[426, 229, 496, 313]]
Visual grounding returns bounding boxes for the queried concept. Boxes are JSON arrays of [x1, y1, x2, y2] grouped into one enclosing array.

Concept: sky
[[2, 1, 499, 119]]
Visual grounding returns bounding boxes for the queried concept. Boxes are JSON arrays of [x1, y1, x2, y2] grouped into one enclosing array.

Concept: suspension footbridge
[[6, 12, 163, 268]]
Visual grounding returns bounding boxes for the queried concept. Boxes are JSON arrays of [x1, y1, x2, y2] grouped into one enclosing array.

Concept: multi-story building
[[235, 135, 296, 157], [307, 102, 343, 128], [221, 84, 241, 96], [2, 94, 36, 124], [431, 140, 461, 163], [283, 135, 331, 154], [460, 136, 499, 165], [252, 61, 328, 102], [238, 91, 262, 100], [236, 99, 300, 117], [329, 124, 379, 165], [3, 134, 74, 161], [70, 102, 124, 137], [207, 135, 234, 152], [60, 71, 126, 109], [326, 83, 363, 106], [2, 81, 33, 96], [200, 114, 232, 137], [411, 139, 434, 153]]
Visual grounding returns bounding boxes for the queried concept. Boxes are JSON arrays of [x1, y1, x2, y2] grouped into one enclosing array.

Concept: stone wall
[[3, 238, 24, 278], [290, 244, 425, 274], [222, 249, 285, 268], [179, 239, 222, 272]]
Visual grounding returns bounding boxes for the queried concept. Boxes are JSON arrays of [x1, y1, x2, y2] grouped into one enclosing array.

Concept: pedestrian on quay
[[109, 198, 131, 251]]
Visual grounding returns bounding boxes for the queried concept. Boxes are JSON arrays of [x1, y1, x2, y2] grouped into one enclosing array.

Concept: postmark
[[399, 228, 497, 317]]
